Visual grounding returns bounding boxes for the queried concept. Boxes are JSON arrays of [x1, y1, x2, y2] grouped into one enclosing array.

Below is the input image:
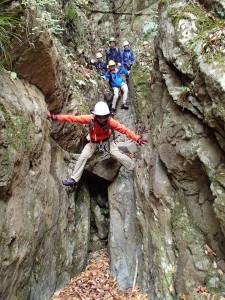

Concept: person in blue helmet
[[122, 41, 135, 71], [103, 60, 129, 114], [106, 37, 123, 66]]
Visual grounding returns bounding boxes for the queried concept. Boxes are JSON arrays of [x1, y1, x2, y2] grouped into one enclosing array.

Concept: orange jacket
[[56, 114, 141, 142]]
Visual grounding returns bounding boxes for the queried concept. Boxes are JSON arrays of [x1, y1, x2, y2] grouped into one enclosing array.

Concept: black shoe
[[62, 178, 77, 187], [121, 104, 129, 110], [111, 108, 116, 115]]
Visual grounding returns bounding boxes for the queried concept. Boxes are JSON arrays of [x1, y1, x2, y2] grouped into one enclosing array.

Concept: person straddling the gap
[[103, 60, 129, 114], [47, 102, 147, 187], [122, 41, 135, 71], [105, 37, 123, 66], [90, 52, 107, 76]]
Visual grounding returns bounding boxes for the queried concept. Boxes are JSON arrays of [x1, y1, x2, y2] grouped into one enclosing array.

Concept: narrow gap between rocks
[[51, 168, 147, 299], [84, 172, 110, 252]]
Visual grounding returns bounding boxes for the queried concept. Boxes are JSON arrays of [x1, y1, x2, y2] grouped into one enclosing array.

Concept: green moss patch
[[168, 2, 224, 63], [132, 64, 153, 121], [0, 104, 34, 171]]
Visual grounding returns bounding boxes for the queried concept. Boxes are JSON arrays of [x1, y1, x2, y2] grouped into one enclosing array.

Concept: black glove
[[137, 138, 148, 146], [47, 111, 57, 121]]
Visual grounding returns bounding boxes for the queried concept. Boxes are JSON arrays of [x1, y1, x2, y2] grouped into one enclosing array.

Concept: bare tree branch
[[130, 0, 136, 31], [75, 2, 153, 16]]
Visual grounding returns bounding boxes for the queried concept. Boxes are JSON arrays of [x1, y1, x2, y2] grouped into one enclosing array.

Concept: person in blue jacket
[[106, 37, 123, 66], [122, 41, 135, 71], [104, 60, 129, 114], [90, 52, 107, 76]]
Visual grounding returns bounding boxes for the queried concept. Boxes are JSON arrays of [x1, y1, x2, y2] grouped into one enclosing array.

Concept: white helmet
[[96, 52, 102, 59], [123, 41, 129, 46], [93, 102, 110, 116]]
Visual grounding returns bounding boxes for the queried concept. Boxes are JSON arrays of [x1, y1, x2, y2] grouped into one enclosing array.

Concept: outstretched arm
[[109, 118, 141, 141], [48, 113, 91, 124]]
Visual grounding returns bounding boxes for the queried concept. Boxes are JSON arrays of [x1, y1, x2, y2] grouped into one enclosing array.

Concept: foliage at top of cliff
[[167, 0, 220, 31], [0, 1, 20, 67], [166, 0, 225, 64]]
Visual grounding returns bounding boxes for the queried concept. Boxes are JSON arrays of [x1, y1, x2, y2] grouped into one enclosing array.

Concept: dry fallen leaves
[[51, 249, 148, 300], [203, 24, 225, 57]]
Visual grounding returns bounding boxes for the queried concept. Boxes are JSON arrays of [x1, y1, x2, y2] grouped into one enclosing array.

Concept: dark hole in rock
[[84, 172, 110, 252]]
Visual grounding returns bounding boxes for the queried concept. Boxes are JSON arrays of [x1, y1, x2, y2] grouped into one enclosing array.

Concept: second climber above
[[103, 60, 129, 114]]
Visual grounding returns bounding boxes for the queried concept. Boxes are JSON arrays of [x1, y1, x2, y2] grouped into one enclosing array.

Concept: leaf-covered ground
[[51, 248, 225, 300], [51, 249, 148, 300]]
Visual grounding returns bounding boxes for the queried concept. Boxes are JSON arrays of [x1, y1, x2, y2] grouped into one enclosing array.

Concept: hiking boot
[[121, 104, 129, 110], [111, 108, 116, 115], [62, 178, 77, 187]]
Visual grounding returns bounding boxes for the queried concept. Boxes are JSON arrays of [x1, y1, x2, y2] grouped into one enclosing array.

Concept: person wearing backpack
[[90, 52, 107, 76], [103, 60, 129, 114], [122, 41, 135, 71], [47, 102, 147, 187], [106, 37, 123, 66]]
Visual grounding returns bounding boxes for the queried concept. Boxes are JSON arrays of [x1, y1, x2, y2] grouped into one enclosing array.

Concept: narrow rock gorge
[[1, 0, 225, 299]]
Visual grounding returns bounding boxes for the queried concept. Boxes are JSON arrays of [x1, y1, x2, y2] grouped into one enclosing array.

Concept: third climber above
[[105, 37, 123, 66], [122, 41, 135, 71], [103, 60, 129, 114]]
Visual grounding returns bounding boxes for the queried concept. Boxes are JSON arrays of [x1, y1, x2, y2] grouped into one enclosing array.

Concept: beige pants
[[112, 83, 128, 109], [71, 141, 135, 182]]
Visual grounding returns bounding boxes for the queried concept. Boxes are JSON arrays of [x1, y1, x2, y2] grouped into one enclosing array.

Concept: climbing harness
[[95, 139, 110, 153]]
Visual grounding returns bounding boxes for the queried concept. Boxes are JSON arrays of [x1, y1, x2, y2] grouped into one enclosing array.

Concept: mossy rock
[[132, 64, 152, 121]]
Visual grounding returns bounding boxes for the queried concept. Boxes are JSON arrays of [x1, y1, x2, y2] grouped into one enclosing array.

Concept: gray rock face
[[109, 167, 141, 290], [91, 197, 108, 239], [71, 183, 90, 275], [0, 73, 88, 299], [0, 6, 117, 297], [85, 153, 121, 182], [3, 0, 225, 299], [1, 1, 146, 299], [107, 92, 142, 290], [132, 1, 225, 298]]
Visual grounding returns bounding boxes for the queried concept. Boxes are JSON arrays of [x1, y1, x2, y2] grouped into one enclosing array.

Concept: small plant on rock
[[0, 1, 20, 67], [21, 0, 64, 36], [170, 86, 191, 109]]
